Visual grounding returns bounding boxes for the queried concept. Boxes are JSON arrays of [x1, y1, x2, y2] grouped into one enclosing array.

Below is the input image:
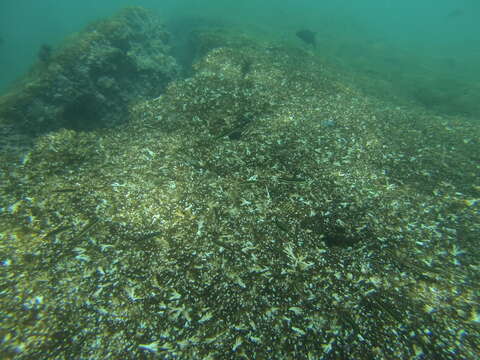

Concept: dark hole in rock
[[62, 95, 102, 131], [322, 226, 359, 248], [301, 215, 368, 248], [228, 129, 243, 140]]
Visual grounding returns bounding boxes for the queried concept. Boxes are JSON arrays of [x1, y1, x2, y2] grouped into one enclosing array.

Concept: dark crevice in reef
[[62, 95, 102, 131]]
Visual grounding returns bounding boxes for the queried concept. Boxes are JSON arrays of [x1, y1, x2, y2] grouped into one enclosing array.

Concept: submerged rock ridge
[[0, 29, 479, 359], [0, 6, 178, 140]]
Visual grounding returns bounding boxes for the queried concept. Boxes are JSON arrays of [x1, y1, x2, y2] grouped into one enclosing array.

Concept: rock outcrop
[[0, 7, 178, 152]]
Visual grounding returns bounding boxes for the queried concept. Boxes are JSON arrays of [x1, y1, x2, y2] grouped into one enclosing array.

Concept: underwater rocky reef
[[0, 7, 178, 142], [0, 7, 479, 360]]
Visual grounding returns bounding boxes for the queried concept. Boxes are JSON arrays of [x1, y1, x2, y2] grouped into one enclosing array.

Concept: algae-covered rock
[[0, 7, 178, 139], [0, 29, 479, 360]]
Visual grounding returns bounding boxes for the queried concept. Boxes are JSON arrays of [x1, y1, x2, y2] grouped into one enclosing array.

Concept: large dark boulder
[[0, 7, 179, 140]]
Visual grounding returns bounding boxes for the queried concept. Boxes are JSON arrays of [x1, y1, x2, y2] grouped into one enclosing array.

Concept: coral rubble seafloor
[[0, 13, 479, 360]]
